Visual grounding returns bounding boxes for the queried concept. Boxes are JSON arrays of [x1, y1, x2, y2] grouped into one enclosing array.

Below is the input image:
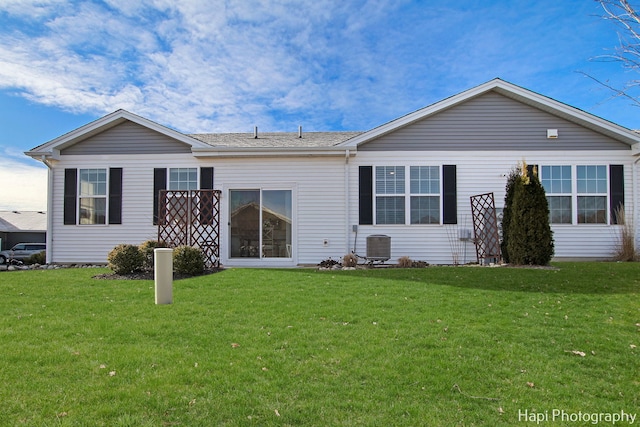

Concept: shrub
[[139, 240, 170, 271], [318, 258, 341, 269], [107, 244, 144, 274], [173, 245, 205, 276], [506, 163, 554, 265], [343, 253, 358, 267], [24, 251, 46, 265], [500, 167, 520, 263], [612, 205, 638, 261], [397, 256, 413, 268]]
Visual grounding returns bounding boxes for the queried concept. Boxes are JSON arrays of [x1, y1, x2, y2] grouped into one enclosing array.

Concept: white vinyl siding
[[48, 153, 347, 266], [351, 151, 635, 264]]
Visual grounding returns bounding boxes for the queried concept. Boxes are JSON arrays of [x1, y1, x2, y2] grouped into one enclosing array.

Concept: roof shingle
[[189, 131, 362, 148]]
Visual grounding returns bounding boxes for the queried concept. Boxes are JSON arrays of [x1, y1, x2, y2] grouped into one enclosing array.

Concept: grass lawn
[[0, 263, 638, 426]]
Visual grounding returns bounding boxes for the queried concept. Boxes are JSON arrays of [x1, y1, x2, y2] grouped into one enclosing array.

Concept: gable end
[[60, 121, 192, 155], [359, 92, 631, 151]]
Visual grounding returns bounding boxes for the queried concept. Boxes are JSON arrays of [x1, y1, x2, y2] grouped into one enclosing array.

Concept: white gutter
[[41, 155, 54, 264], [191, 146, 357, 158]]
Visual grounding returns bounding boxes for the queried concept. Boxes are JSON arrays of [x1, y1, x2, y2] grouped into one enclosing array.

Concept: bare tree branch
[[586, 0, 640, 106]]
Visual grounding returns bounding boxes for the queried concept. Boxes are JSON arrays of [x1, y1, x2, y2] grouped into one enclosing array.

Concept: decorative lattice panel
[[470, 192, 501, 264], [158, 190, 221, 268]]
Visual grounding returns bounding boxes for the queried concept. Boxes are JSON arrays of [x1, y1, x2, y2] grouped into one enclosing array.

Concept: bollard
[[154, 248, 173, 304]]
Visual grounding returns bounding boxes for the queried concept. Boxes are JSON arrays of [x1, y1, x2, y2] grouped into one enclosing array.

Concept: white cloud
[[0, 151, 47, 211], [0, 0, 635, 134]]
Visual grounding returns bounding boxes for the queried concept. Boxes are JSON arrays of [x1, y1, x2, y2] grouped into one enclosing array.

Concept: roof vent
[[298, 125, 302, 138], [254, 126, 258, 139]]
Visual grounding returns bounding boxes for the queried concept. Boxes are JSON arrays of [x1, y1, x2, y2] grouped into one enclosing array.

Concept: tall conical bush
[[500, 167, 520, 264], [505, 163, 554, 265]]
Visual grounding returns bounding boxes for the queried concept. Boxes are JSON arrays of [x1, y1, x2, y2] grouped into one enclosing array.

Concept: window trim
[[541, 164, 617, 225], [78, 168, 109, 226], [373, 165, 443, 226]]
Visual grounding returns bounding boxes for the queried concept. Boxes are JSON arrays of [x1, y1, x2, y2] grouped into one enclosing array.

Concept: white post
[[154, 248, 173, 305]]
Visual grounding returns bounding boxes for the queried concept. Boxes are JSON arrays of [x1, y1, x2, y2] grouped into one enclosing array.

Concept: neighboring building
[[0, 211, 47, 250], [25, 79, 640, 266]]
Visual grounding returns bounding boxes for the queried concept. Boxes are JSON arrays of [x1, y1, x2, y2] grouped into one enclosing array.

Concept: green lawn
[[0, 263, 638, 426]]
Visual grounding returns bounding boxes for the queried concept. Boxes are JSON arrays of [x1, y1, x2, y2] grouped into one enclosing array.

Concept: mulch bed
[[93, 269, 222, 280]]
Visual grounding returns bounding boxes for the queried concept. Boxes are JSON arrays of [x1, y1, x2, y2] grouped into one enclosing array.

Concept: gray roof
[[189, 131, 362, 148], [0, 211, 47, 233]]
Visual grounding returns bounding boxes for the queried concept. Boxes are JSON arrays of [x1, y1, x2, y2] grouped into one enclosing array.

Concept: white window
[[541, 165, 608, 225], [169, 168, 198, 190], [541, 166, 572, 224], [375, 166, 441, 225], [410, 166, 440, 224], [577, 165, 607, 224], [375, 166, 405, 224], [79, 169, 107, 225]]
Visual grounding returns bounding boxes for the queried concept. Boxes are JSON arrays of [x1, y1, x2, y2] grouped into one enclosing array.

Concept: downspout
[[634, 156, 640, 250], [345, 149, 350, 254], [42, 156, 54, 264]]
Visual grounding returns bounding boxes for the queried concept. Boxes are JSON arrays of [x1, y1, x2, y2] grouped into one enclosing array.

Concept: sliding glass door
[[229, 189, 292, 259]]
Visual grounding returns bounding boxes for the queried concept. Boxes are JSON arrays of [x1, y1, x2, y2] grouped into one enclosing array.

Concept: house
[[25, 79, 640, 266], [0, 211, 47, 251]]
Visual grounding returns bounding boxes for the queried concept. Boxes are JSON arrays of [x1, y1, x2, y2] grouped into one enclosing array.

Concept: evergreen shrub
[[504, 163, 554, 265], [173, 245, 205, 275], [107, 244, 144, 274], [139, 240, 170, 271]]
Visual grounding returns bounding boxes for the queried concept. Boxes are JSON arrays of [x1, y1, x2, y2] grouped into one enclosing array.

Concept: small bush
[[343, 253, 358, 267], [139, 240, 170, 271], [397, 256, 429, 268], [612, 206, 638, 261], [173, 245, 205, 276], [24, 251, 46, 265], [397, 256, 413, 268], [318, 258, 341, 268], [107, 244, 144, 274], [411, 260, 429, 268]]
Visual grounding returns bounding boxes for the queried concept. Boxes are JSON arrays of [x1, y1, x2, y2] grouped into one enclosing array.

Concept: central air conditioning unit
[[366, 235, 391, 262]]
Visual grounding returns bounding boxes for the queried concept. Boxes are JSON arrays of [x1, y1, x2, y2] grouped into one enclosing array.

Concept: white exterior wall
[[214, 155, 348, 267], [349, 150, 637, 264], [48, 153, 349, 266]]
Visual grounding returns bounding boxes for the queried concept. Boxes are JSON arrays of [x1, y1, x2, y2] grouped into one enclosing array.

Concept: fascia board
[[191, 146, 356, 158]]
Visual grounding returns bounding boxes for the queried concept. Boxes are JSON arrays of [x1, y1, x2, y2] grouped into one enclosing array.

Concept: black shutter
[[526, 163, 538, 178], [359, 166, 373, 225], [108, 168, 123, 225], [153, 168, 167, 225], [63, 169, 77, 225], [442, 165, 457, 224], [609, 164, 625, 224], [200, 167, 215, 224], [200, 167, 214, 189]]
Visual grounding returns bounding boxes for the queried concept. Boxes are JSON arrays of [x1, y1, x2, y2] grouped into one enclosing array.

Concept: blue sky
[[0, 0, 637, 210]]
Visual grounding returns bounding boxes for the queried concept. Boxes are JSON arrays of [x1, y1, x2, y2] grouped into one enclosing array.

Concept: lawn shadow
[[291, 262, 640, 295]]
